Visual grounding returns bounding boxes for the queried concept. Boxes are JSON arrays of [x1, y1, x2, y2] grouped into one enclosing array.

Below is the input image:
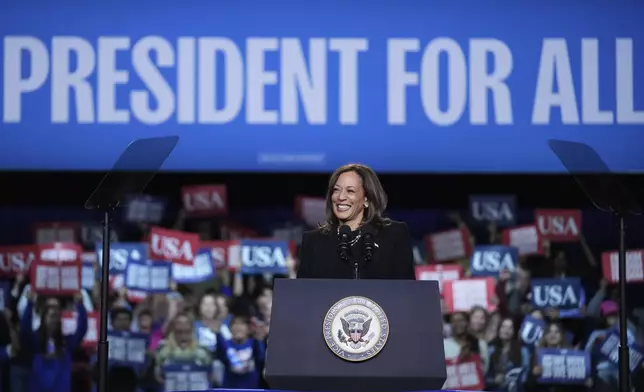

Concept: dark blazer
[[297, 220, 415, 280]]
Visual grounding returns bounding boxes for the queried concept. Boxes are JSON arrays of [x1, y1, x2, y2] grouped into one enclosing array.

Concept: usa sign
[[0, 0, 643, 173]]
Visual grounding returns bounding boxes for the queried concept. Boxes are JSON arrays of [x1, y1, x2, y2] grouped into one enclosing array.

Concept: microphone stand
[[353, 260, 360, 280]]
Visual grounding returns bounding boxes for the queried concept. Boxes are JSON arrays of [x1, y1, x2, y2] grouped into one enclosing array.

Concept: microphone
[[337, 224, 351, 263], [362, 224, 376, 263]]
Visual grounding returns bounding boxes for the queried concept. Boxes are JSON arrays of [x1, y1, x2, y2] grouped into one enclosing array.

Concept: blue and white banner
[[108, 330, 149, 367], [597, 330, 644, 373], [1, 0, 643, 173], [96, 243, 147, 274], [470, 245, 518, 276], [469, 195, 516, 227], [82, 261, 94, 290], [519, 315, 545, 347], [238, 240, 289, 275], [163, 363, 210, 392], [173, 248, 215, 284], [0, 280, 9, 310], [125, 260, 172, 293], [124, 195, 166, 225], [536, 349, 590, 384], [530, 278, 583, 311]]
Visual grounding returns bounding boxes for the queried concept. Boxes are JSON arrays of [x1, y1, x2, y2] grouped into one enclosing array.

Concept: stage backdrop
[[0, 0, 643, 173]]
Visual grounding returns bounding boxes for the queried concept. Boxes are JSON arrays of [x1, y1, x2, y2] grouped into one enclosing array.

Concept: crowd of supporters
[[0, 186, 643, 392]]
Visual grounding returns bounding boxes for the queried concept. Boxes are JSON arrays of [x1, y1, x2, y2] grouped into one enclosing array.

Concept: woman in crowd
[[444, 311, 489, 373], [195, 292, 232, 350], [528, 322, 592, 392], [485, 317, 530, 391], [194, 291, 232, 387], [469, 306, 490, 342], [20, 291, 88, 392]]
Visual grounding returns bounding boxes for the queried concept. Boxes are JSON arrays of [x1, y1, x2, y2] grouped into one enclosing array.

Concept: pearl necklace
[[337, 226, 362, 246]]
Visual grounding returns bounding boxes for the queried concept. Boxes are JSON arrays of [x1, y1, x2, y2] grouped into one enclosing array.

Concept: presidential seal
[[323, 296, 389, 362]]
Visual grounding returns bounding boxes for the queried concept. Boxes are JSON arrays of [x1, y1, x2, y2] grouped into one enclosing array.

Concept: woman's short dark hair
[[321, 163, 390, 233]]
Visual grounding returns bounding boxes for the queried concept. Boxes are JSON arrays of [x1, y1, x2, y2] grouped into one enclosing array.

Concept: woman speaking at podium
[[297, 163, 415, 280]]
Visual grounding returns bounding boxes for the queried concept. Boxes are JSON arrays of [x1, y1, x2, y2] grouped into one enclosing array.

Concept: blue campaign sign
[[107, 330, 150, 368], [519, 315, 545, 347], [96, 242, 147, 274], [163, 362, 211, 392], [125, 259, 172, 293], [597, 330, 644, 372], [530, 278, 583, 311], [239, 240, 289, 275], [123, 194, 166, 225], [469, 195, 516, 227], [1, 0, 644, 173], [172, 248, 215, 284], [537, 348, 590, 384], [470, 245, 518, 276]]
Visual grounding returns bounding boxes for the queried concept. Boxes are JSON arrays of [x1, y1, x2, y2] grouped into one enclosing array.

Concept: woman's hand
[[532, 366, 542, 376]]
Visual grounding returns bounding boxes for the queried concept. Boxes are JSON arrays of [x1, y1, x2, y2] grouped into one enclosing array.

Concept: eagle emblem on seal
[[338, 309, 376, 349], [323, 296, 389, 362]]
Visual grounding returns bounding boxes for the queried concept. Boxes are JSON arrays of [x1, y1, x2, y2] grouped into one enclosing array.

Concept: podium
[[265, 278, 446, 392]]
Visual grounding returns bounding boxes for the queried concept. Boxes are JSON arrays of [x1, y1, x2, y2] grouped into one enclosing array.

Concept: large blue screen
[[0, 0, 643, 172]]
